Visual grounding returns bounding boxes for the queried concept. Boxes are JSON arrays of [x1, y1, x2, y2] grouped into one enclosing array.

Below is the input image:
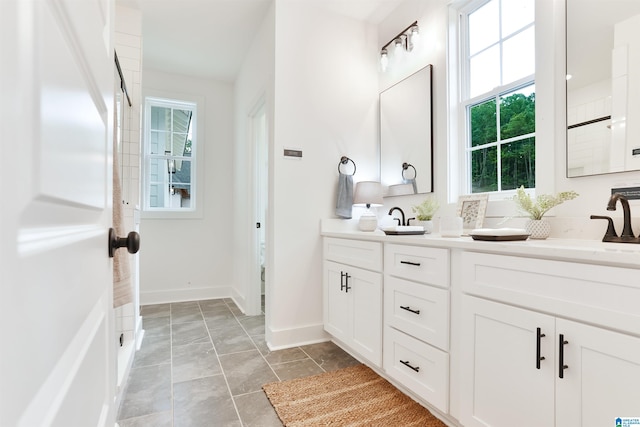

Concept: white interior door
[[248, 99, 267, 316], [0, 0, 116, 426]]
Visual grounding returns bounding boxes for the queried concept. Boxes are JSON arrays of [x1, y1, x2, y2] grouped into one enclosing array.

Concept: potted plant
[[513, 186, 578, 239], [411, 197, 439, 234]]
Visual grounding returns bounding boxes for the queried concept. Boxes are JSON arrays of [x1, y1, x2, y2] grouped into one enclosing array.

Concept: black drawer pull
[[400, 260, 421, 266], [400, 360, 420, 372], [559, 334, 568, 378], [536, 327, 546, 369], [400, 305, 420, 315]]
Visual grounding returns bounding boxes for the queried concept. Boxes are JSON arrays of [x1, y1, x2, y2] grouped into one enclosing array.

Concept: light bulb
[[409, 25, 420, 50], [380, 49, 389, 72], [394, 37, 405, 54]]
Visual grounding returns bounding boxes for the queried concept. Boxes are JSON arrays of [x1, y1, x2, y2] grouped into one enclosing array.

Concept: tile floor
[[117, 298, 359, 426]]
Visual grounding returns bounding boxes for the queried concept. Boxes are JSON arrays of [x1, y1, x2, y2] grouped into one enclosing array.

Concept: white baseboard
[[267, 322, 330, 350], [140, 287, 232, 305]]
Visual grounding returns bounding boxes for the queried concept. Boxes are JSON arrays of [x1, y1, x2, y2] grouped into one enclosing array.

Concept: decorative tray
[[381, 226, 426, 236], [469, 228, 530, 241], [383, 230, 426, 236]]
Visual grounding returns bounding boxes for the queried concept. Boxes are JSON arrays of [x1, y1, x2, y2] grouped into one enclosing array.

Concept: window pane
[[503, 26, 535, 84], [149, 130, 170, 155], [500, 85, 535, 140], [171, 159, 191, 186], [149, 158, 166, 183], [470, 45, 500, 98], [150, 106, 171, 131], [501, 137, 535, 190], [502, 0, 534, 38], [471, 146, 497, 193], [470, 98, 497, 147], [469, 0, 498, 55]]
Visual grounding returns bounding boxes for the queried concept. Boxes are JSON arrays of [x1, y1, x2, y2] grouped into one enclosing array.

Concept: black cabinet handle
[[400, 360, 420, 372], [536, 327, 546, 369], [400, 260, 421, 267], [340, 272, 346, 291], [400, 305, 420, 315], [345, 273, 351, 293], [559, 334, 568, 378]]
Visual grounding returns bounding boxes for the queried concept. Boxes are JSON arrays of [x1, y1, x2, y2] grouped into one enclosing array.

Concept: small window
[[461, 0, 536, 194], [143, 97, 196, 211]]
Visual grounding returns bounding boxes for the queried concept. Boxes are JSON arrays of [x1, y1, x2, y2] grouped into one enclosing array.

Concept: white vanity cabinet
[[459, 251, 640, 427], [383, 244, 450, 413], [323, 238, 383, 367]]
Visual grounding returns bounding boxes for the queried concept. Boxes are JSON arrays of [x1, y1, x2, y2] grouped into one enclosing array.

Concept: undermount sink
[[381, 226, 425, 235]]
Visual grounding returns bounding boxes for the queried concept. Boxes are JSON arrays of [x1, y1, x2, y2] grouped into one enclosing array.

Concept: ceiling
[[117, 0, 403, 82]]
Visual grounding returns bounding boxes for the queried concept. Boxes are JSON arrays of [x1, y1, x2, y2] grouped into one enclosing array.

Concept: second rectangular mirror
[[380, 65, 433, 196]]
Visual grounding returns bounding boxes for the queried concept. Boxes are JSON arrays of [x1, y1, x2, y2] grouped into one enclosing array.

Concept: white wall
[[265, 1, 380, 348], [139, 71, 235, 303]]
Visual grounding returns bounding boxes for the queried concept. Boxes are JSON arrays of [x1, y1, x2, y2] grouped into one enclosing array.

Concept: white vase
[[526, 219, 551, 239], [415, 220, 434, 234]]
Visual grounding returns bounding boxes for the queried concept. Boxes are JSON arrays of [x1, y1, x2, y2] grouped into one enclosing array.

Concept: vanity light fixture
[[379, 21, 419, 72]]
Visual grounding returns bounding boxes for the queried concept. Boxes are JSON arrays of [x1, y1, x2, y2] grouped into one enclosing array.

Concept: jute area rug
[[262, 364, 447, 426]]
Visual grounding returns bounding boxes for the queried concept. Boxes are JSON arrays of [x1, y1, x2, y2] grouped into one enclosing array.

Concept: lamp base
[[358, 210, 378, 232]]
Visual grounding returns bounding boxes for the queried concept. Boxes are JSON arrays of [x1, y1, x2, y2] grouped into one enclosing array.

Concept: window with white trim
[[460, 0, 536, 193], [143, 97, 196, 211]]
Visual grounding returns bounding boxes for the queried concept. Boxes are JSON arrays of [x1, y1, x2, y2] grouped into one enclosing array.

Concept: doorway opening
[[249, 99, 268, 316]]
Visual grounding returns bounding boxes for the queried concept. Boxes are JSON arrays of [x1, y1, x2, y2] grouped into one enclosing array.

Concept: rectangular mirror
[[566, 0, 640, 177], [380, 65, 433, 196]]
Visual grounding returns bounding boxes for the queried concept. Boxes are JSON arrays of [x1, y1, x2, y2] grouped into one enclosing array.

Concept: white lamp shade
[[353, 181, 383, 207]]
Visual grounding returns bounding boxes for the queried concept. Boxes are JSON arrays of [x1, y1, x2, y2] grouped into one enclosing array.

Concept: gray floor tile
[[261, 345, 309, 366], [171, 302, 204, 324], [140, 303, 170, 318], [172, 321, 210, 346], [202, 306, 236, 322], [211, 323, 256, 355], [219, 350, 278, 396], [238, 315, 265, 335], [133, 334, 171, 368], [142, 316, 170, 338], [117, 411, 172, 427], [118, 363, 172, 420], [173, 375, 241, 427], [172, 342, 222, 383], [270, 358, 325, 381], [199, 299, 228, 311], [299, 341, 360, 372], [234, 391, 282, 427]]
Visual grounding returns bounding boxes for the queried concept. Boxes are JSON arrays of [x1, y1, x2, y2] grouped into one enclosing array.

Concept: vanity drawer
[[383, 325, 449, 413], [324, 237, 382, 272], [384, 244, 449, 287], [461, 251, 640, 336], [385, 276, 449, 351]]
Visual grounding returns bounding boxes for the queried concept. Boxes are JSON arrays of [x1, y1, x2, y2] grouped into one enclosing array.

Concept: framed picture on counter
[[456, 194, 488, 233]]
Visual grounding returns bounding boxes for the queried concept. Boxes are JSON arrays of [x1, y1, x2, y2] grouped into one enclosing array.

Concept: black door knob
[[108, 227, 140, 258]]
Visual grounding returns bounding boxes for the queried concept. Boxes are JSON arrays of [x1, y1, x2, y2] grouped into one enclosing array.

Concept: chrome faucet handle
[[590, 215, 619, 242]]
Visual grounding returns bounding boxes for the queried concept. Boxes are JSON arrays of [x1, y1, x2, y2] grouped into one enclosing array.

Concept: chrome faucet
[[388, 207, 406, 226], [591, 193, 639, 243]]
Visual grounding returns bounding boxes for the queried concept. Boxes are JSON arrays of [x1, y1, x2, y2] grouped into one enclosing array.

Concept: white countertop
[[321, 219, 640, 269]]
